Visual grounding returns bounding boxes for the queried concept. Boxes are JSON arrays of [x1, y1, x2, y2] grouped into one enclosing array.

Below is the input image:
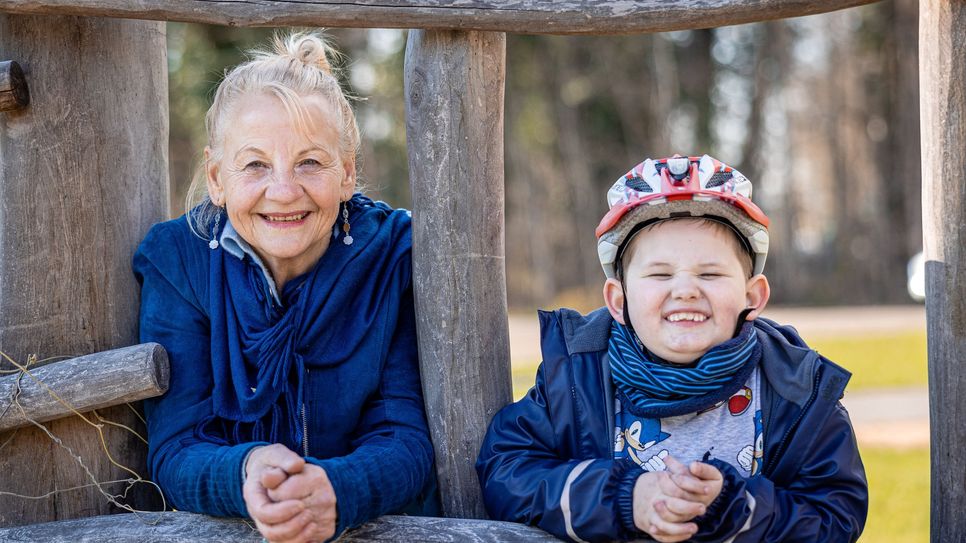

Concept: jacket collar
[[550, 308, 852, 407]]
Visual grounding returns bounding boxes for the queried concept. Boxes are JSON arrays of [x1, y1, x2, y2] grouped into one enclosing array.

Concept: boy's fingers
[[663, 454, 688, 476], [667, 470, 709, 497], [657, 496, 706, 522], [647, 508, 698, 541], [690, 461, 724, 482]]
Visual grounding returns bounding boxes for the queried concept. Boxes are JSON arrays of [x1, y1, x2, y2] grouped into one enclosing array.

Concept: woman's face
[[206, 92, 355, 287]]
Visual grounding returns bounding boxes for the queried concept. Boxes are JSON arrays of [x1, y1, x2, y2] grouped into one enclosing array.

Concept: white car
[[907, 251, 925, 302]]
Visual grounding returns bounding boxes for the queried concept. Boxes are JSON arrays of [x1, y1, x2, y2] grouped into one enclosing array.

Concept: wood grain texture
[[0, 512, 563, 542], [920, 2, 966, 542], [0, 343, 169, 433], [0, 15, 168, 526], [0, 60, 29, 111], [0, 0, 880, 35], [405, 30, 511, 519]]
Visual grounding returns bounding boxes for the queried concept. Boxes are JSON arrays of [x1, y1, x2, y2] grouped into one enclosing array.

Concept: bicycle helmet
[[596, 154, 770, 279]]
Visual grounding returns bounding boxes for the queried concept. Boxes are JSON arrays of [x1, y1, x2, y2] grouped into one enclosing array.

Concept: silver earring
[[209, 209, 221, 250], [341, 202, 353, 245]]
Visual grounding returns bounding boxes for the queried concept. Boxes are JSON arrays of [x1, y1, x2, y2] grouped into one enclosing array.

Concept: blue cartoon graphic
[[737, 410, 765, 475], [752, 410, 764, 475], [622, 419, 671, 471]]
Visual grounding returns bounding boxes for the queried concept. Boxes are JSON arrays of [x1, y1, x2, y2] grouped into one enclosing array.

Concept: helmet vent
[[705, 171, 733, 188], [625, 176, 653, 193]]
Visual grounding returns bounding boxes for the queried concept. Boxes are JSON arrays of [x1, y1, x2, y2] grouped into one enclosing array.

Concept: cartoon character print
[[622, 419, 671, 472], [737, 410, 765, 475], [728, 386, 753, 416]]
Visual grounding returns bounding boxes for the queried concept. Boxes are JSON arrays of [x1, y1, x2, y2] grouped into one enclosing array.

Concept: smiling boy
[[477, 155, 868, 542]]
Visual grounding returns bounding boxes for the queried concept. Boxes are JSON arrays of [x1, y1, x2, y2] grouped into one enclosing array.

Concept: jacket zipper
[[765, 365, 823, 477], [301, 368, 310, 456]]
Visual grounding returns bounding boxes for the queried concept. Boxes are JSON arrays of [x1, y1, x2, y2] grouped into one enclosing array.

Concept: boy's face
[[604, 219, 770, 364]]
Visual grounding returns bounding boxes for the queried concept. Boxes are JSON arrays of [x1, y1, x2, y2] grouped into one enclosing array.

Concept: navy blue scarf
[[199, 194, 412, 450], [609, 320, 760, 418]]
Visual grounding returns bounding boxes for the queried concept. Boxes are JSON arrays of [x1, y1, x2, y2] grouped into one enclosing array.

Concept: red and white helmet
[[596, 154, 770, 279]]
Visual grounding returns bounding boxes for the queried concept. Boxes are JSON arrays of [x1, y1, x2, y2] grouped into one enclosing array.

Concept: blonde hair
[[185, 31, 361, 237]]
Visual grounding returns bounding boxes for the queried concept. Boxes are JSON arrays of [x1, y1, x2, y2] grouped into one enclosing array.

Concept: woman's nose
[[264, 169, 303, 203]]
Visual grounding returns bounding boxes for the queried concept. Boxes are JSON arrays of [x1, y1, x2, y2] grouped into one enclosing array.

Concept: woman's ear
[[603, 278, 626, 324], [341, 157, 357, 200], [744, 274, 771, 320], [205, 147, 225, 207]]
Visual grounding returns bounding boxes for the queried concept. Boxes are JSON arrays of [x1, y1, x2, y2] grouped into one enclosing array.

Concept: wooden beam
[[920, 2, 966, 542], [0, 0, 880, 35], [405, 30, 510, 518], [0, 343, 169, 433], [0, 14, 168, 526], [0, 512, 562, 542]]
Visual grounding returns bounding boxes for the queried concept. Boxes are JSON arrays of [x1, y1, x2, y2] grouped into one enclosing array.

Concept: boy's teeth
[[667, 312, 707, 322], [266, 213, 306, 222]]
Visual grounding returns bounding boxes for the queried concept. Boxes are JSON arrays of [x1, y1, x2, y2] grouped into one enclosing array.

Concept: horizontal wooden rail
[[0, 343, 169, 432], [0, 512, 562, 541], [0, 0, 879, 34]]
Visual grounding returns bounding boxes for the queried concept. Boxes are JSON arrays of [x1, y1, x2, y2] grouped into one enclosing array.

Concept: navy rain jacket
[[477, 308, 868, 542]]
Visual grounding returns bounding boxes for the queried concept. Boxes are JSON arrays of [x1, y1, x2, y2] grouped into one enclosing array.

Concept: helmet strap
[[734, 307, 755, 337]]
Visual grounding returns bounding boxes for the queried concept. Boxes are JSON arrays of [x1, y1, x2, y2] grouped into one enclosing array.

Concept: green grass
[[809, 332, 927, 390], [859, 446, 930, 543]]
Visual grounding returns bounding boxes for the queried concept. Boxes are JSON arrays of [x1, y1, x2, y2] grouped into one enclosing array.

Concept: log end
[[0, 60, 30, 112]]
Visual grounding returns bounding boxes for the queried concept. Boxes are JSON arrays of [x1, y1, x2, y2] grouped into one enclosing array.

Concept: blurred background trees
[[166, 0, 921, 309]]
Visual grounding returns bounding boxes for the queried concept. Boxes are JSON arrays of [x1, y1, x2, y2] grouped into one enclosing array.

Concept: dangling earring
[[342, 201, 353, 245], [209, 208, 221, 250]]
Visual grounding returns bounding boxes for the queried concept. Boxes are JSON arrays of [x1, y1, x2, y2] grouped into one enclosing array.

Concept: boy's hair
[[617, 217, 756, 280], [596, 154, 770, 280]]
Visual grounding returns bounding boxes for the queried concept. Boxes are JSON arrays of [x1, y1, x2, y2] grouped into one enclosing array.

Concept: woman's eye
[[244, 161, 268, 171], [298, 159, 323, 169], [647, 273, 671, 279]]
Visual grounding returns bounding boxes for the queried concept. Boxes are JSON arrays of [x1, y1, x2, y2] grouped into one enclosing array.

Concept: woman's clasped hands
[[632, 454, 724, 543], [244, 444, 337, 543]]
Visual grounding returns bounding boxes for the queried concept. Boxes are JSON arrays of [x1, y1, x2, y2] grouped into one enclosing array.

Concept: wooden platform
[[0, 512, 564, 542]]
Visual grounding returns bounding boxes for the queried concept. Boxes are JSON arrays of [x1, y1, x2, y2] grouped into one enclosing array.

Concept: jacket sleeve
[[690, 402, 868, 542], [134, 224, 263, 517], [476, 361, 645, 543], [306, 286, 435, 537]]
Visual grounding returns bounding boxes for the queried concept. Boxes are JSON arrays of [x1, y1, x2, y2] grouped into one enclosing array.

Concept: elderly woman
[[133, 33, 435, 542]]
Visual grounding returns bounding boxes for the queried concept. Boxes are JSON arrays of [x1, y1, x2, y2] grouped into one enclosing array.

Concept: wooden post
[[920, 1, 966, 542], [404, 30, 510, 519], [0, 15, 168, 526]]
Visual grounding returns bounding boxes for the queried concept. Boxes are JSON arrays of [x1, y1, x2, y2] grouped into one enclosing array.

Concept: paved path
[[508, 305, 930, 449]]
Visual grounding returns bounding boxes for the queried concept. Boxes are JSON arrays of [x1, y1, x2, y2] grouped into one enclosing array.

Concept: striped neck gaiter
[[608, 319, 761, 418]]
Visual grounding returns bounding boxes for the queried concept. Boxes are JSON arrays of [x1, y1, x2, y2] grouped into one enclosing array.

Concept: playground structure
[[0, 1, 962, 541]]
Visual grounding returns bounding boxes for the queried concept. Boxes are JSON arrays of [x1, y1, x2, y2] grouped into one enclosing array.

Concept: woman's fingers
[[254, 509, 313, 542], [249, 444, 306, 476], [260, 466, 289, 491], [249, 497, 306, 525]]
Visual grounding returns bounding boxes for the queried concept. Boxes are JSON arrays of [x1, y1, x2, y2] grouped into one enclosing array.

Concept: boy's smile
[[604, 218, 769, 364]]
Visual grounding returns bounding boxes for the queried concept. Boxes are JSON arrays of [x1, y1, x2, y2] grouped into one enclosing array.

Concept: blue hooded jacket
[[134, 198, 436, 537], [476, 308, 868, 542]]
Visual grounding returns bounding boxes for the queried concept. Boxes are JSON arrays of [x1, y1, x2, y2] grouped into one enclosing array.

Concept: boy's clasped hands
[[633, 455, 723, 543]]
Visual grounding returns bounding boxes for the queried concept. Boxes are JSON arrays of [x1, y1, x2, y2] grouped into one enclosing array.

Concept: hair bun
[[279, 32, 332, 73]]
